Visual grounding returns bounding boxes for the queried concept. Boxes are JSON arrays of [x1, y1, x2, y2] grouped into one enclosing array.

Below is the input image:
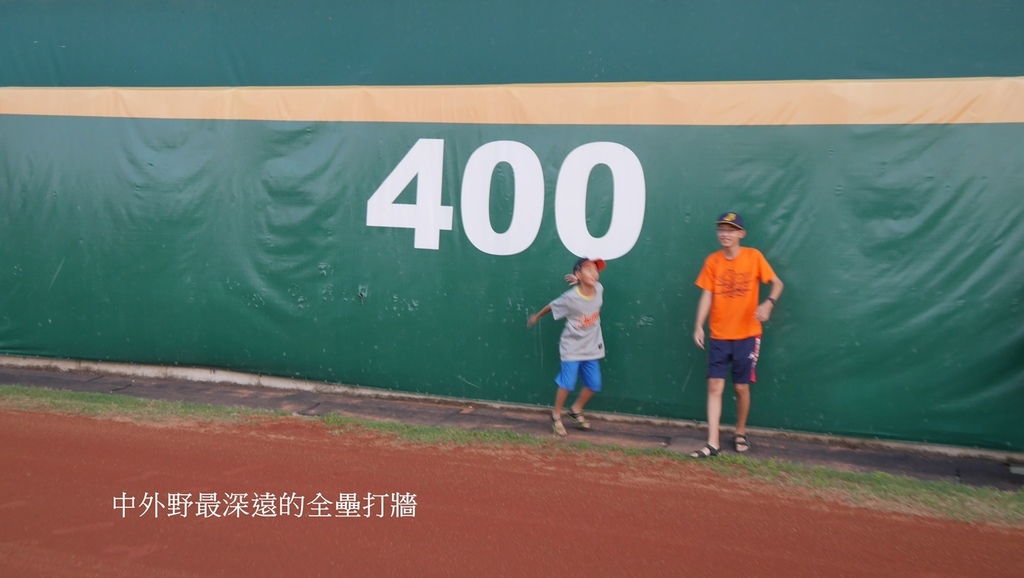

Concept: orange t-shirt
[[695, 247, 776, 340]]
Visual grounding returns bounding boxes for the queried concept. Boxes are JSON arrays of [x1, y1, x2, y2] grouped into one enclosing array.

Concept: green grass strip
[[319, 414, 549, 446], [0, 384, 278, 421]]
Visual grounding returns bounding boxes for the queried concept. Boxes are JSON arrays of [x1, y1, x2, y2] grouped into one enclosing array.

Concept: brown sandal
[[566, 409, 591, 430], [551, 415, 567, 436]]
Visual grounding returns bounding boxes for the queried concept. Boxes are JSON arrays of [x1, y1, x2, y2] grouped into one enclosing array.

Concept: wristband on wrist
[[767, 297, 777, 305]]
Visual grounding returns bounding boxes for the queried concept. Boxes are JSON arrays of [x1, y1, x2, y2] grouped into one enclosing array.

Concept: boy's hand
[[527, 313, 541, 328], [693, 326, 705, 350], [755, 300, 774, 322], [565, 273, 579, 286]]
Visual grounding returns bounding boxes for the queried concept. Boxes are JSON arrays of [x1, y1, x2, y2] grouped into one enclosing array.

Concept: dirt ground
[[1, 409, 1021, 578]]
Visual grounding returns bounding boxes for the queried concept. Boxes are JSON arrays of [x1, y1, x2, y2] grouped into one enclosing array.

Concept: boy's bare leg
[[734, 383, 750, 436], [571, 387, 595, 414], [706, 378, 726, 449], [553, 387, 570, 419]]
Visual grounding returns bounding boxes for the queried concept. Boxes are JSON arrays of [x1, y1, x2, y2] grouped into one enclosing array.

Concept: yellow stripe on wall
[[2, 78, 1022, 125]]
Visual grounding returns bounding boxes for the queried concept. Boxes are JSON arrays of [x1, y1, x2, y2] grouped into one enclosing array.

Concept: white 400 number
[[365, 139, 646, 259]]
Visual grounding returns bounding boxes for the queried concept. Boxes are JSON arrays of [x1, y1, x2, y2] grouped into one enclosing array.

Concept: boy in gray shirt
[[528, 257, 606, 436]]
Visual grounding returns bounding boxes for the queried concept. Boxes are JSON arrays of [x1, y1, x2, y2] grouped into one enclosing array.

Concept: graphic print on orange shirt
[[717, 269, 751, 299]]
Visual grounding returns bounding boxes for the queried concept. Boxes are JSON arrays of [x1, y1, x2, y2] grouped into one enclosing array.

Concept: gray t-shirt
[[549, 283, 605, 361]]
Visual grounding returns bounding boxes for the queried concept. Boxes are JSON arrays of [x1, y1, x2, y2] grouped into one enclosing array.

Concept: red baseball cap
[[573, 257, 606, 272]]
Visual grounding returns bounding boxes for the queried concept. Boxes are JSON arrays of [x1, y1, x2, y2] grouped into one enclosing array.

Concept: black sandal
[[689, 443, 720, 459], [734, 434, 751, 453]]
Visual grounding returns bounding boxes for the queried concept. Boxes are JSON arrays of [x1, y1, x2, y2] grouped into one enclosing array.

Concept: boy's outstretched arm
[[527, 304, 552, 328]]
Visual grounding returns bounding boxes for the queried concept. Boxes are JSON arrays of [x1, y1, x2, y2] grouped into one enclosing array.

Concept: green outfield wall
[[2, 1, 1023, 451]]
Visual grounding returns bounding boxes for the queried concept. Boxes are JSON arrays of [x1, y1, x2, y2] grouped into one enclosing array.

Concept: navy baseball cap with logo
[[716, 212, 745, 230], [573, 257, 606, 273]]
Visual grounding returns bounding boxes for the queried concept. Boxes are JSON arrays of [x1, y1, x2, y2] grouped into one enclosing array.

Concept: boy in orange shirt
[[690, 212, 784, 458]]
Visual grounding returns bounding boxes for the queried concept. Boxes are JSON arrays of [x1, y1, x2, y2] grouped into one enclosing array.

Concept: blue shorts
[[555, 360, 602, 392], [707, 336, 761, 384]]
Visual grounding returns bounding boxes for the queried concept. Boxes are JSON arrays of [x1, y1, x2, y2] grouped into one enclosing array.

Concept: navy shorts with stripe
[[707, 336, 761, 384]]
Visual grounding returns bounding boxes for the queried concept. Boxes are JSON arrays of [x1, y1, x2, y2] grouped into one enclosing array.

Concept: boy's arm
[[693, 290, 712, 349], [754, 276, 784, 323], [527, 304, 552, 328]]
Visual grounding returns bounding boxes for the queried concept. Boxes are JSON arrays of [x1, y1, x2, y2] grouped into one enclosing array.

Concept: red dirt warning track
[[0, 410, 1021, 577]]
